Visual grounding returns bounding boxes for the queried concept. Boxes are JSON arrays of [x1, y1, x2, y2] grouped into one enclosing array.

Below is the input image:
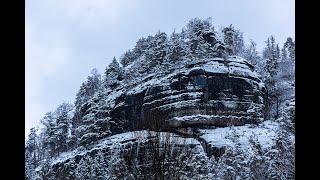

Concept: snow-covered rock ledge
[[41, 120, 288, 179]]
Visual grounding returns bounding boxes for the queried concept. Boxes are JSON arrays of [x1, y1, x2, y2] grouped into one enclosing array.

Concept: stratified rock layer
[[109, 56, 265, 133], [45, 121, 281, 179], [41, 56, 269, 179]]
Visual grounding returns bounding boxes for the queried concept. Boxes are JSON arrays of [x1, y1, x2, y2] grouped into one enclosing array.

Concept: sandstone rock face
[[142, 57, 265, 129], [43, 56, 270, 179], [46, 121, 281, 179], [48, 131, 209, 179], [109, 56, 265, 133]]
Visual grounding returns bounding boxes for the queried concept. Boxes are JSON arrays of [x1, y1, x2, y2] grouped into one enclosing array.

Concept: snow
[[51, 130, 202, 166], [203, 61, 229, 74], [126, 56, 262, 103], [126, 73, 166, 95], [143, 92, 203, 106], [180, 57, 260, 81], [227, 56, 252, 66], [173, 114, 218, 121], [199, 120, 280, 151], [222, 101, 238, 109], [158, 99, 201, 110], [104, 89, 124, 108]]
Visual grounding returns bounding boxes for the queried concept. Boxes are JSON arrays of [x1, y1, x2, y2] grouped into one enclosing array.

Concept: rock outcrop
[[39, 56, 272, 179], [108, 56, 265, 134], [44, 121, 282, 179]]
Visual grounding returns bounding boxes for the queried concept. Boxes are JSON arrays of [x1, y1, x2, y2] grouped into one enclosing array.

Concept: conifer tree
[[104, 57, 124, 90], [26, 127, 38, 166], [263, 36, 281, 119], [120, 50, 136, 67], [40, 112, 58, 157], [222, 24, 245, 56], [185, 18, 218, 60], [54, 103, 73, 153]]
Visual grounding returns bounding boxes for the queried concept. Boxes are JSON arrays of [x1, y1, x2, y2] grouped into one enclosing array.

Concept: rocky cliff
[[103, 56, 266, 134], [33, 56, 287, 179]]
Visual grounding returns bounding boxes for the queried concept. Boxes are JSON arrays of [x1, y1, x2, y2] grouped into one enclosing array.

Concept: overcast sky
[[25, 0, 295, 136]]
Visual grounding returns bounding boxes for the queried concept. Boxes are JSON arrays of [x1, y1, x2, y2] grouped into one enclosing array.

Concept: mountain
[[26, 18, 295, 180]]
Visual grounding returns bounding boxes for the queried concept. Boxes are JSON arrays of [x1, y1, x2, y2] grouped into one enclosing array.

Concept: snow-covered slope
[[43, 120, 291, 179]]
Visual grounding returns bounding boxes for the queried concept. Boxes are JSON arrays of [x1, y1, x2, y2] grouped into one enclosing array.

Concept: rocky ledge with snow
[[35, 56, 291, 179], [103, 56, 266, 135]]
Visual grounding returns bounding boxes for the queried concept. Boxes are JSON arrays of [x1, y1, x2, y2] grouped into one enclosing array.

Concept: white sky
[[25, 0, 295, 137]]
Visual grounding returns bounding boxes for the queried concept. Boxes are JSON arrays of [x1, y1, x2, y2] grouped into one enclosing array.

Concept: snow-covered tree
[[264, 122, 295, 179], [37, 103, 74, 157], [133, 37, 149, 58], [243, 40, 259, 66], [243, 39, 265, 76], [262, 36, 295, 119], [74, 68, 101, 122], [233, 29, 245, 56], [281, 37, 295, 81], [120, 50, 136, 67], [75, 69, 101, 103], [166, 31, 187, 64], [77, 87, 111, 146], [75, 156, 94, 179], [92, 151, 110, 179], [144, 31, 168, 71], [26, 127, 39, 167], [222, 24, 245, 56], [73, 68, 102, 148], [54, 102, 73, 154], [25, 148, 36, 180], [40, 112, 58, 157], [263, 36, 281, 119], [104, 57, 124, 90], [185, 17, 220, 60], [284, 37, 295, 63]]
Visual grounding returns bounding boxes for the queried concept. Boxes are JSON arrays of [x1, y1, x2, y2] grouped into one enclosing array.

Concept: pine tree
[[163, 30, 191, 73], [284, 37, 295, 62], [166, 31, 185, 64], [185, 18, 218, 60], [92, 151, 109, 179], [54, 103, 73, 153], [265, 123, 295, 179], [143, 31, 168, 72], [73, 69, 101, 147], [243, 40, 263, 74], [233, 29, 245, 56], [77, 87, 111, 146], [281, 45, 288, 62], [26, 127, 38, 167], [222, 24, 245, 56], [263, 36, 281, 119], [75, 156, 94, 179], [120, 50, 136, 67], [262, 36, 295, 120], [40, 112, 57, 157], [275, 37, 295, 125], [222, 24, 236, 55], [133, 37, 149, 58], [284, 37, 295, 82], [104, 57, 124, 90], [25, 145, 37, 179], [74, 68, 101, 120]]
